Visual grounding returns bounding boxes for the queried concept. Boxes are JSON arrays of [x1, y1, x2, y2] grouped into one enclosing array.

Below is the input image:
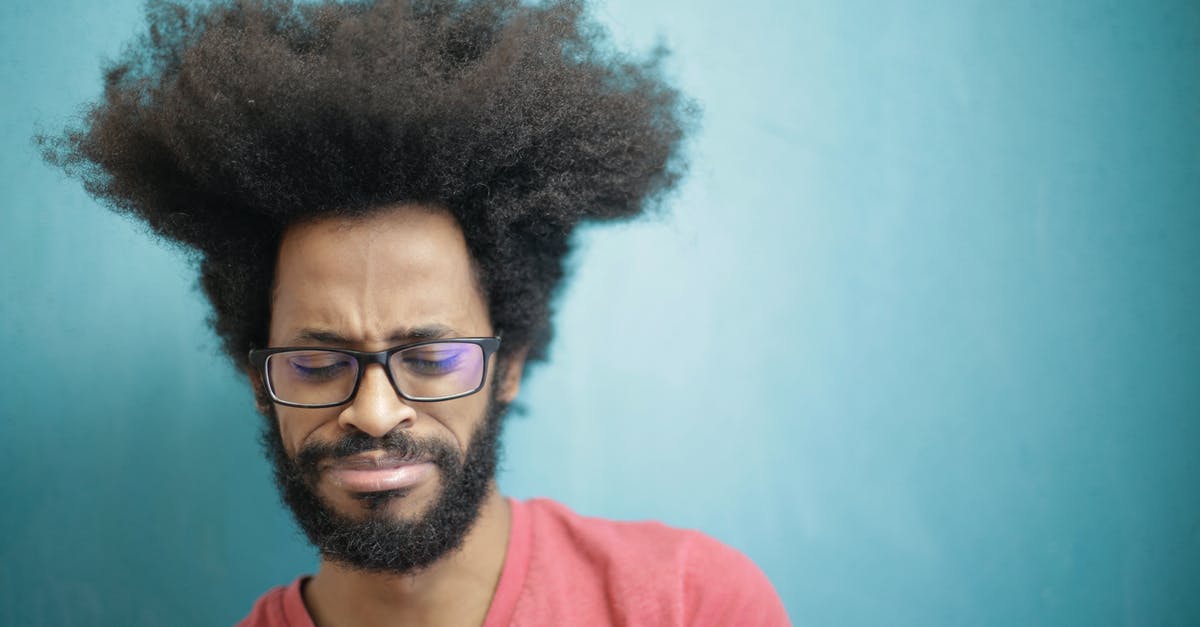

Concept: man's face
[[260, 204, 519, 574]]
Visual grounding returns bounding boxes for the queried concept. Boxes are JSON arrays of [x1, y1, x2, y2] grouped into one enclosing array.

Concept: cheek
[[429, 397, 489, 453], [421, 360, 498, 451], [275, 406, 340, 455]]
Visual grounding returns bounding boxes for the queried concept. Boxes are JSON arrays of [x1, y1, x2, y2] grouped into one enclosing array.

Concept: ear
[[496, 346, 529, 404]]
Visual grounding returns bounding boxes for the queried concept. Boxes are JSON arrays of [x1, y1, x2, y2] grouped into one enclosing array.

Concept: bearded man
[[41, 0, 790, 624]]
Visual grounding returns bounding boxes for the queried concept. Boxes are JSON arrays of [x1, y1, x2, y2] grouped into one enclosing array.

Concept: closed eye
[[400, 351, 465, 376], [287, 354, 354, 381]]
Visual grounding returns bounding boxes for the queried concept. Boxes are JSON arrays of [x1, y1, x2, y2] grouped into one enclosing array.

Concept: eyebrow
[[289, 324, 460, 346]]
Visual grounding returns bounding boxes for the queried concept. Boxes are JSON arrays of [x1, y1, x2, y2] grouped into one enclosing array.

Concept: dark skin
[[259, 204, 525, 626]]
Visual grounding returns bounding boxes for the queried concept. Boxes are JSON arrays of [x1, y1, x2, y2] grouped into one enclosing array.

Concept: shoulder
[[518, 498, 790, 626], [525, 497, 694, 557], [675, 529, 792, 626], [235, 577, 313, 627]]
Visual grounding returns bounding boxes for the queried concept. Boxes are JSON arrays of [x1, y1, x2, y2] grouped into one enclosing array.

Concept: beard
[[260, 393, 508, 576]]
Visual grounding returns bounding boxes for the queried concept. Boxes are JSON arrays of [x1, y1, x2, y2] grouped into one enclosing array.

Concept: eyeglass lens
[[264, 342, 486, 405]]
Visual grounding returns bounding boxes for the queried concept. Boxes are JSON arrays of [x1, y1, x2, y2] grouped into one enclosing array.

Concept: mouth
[[323, 452, 436, 494]]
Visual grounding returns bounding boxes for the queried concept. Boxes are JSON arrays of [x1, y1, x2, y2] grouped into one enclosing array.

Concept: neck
[[303, 485, 511, 627]]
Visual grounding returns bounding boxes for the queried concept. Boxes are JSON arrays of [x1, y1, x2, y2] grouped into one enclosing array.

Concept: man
[[41, 0, 790, 624]]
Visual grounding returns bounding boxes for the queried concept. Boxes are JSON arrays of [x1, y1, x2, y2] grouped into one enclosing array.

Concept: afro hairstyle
[[39, 0, 692, 377]]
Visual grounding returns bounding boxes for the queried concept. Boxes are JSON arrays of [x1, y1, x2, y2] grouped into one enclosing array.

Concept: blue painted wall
[[2, 1, 1197, 624]]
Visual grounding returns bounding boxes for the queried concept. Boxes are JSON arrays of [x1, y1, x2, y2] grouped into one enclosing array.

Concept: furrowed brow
[[291, 329, 350, 345], [387, 324, 458, 343], [290, 325, 459, 346]]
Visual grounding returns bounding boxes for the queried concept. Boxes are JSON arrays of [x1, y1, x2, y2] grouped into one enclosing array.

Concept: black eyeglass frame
[[248, 337, 501, 408]]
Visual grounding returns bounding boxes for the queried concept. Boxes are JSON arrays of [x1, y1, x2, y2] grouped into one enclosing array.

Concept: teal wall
[[3, 1, 1198, 624]]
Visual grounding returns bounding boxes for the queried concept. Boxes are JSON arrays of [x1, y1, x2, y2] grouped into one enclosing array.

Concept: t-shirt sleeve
[[681, 532, 792, 627]]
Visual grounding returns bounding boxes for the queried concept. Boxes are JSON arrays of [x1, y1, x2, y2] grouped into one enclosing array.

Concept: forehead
[[269, 204, 490, 346]]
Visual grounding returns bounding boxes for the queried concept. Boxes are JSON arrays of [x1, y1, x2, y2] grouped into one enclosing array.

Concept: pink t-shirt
[[238, 498, 791, 626]]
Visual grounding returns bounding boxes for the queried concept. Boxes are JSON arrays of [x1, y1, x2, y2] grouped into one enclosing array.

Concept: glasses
[[248, 337, 501, 408]]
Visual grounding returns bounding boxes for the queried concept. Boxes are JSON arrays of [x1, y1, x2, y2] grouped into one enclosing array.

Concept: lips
[[324, 452, 436, 493]]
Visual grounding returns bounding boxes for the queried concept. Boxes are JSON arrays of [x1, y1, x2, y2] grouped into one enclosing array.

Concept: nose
[[337, 363, 417, 437]]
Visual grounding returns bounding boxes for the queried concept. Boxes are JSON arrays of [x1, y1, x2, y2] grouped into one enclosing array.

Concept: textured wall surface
[[2, 1, 1197, 624]]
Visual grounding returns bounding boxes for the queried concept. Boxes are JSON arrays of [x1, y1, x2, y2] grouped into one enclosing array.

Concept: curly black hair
[[39, 0, 692, 376]]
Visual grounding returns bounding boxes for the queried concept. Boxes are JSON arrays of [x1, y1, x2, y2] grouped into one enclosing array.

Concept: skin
[[261, 204, 526, 626]]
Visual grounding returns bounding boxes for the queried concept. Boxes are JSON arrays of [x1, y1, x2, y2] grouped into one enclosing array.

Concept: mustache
[[294, 429, 457, 477]]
